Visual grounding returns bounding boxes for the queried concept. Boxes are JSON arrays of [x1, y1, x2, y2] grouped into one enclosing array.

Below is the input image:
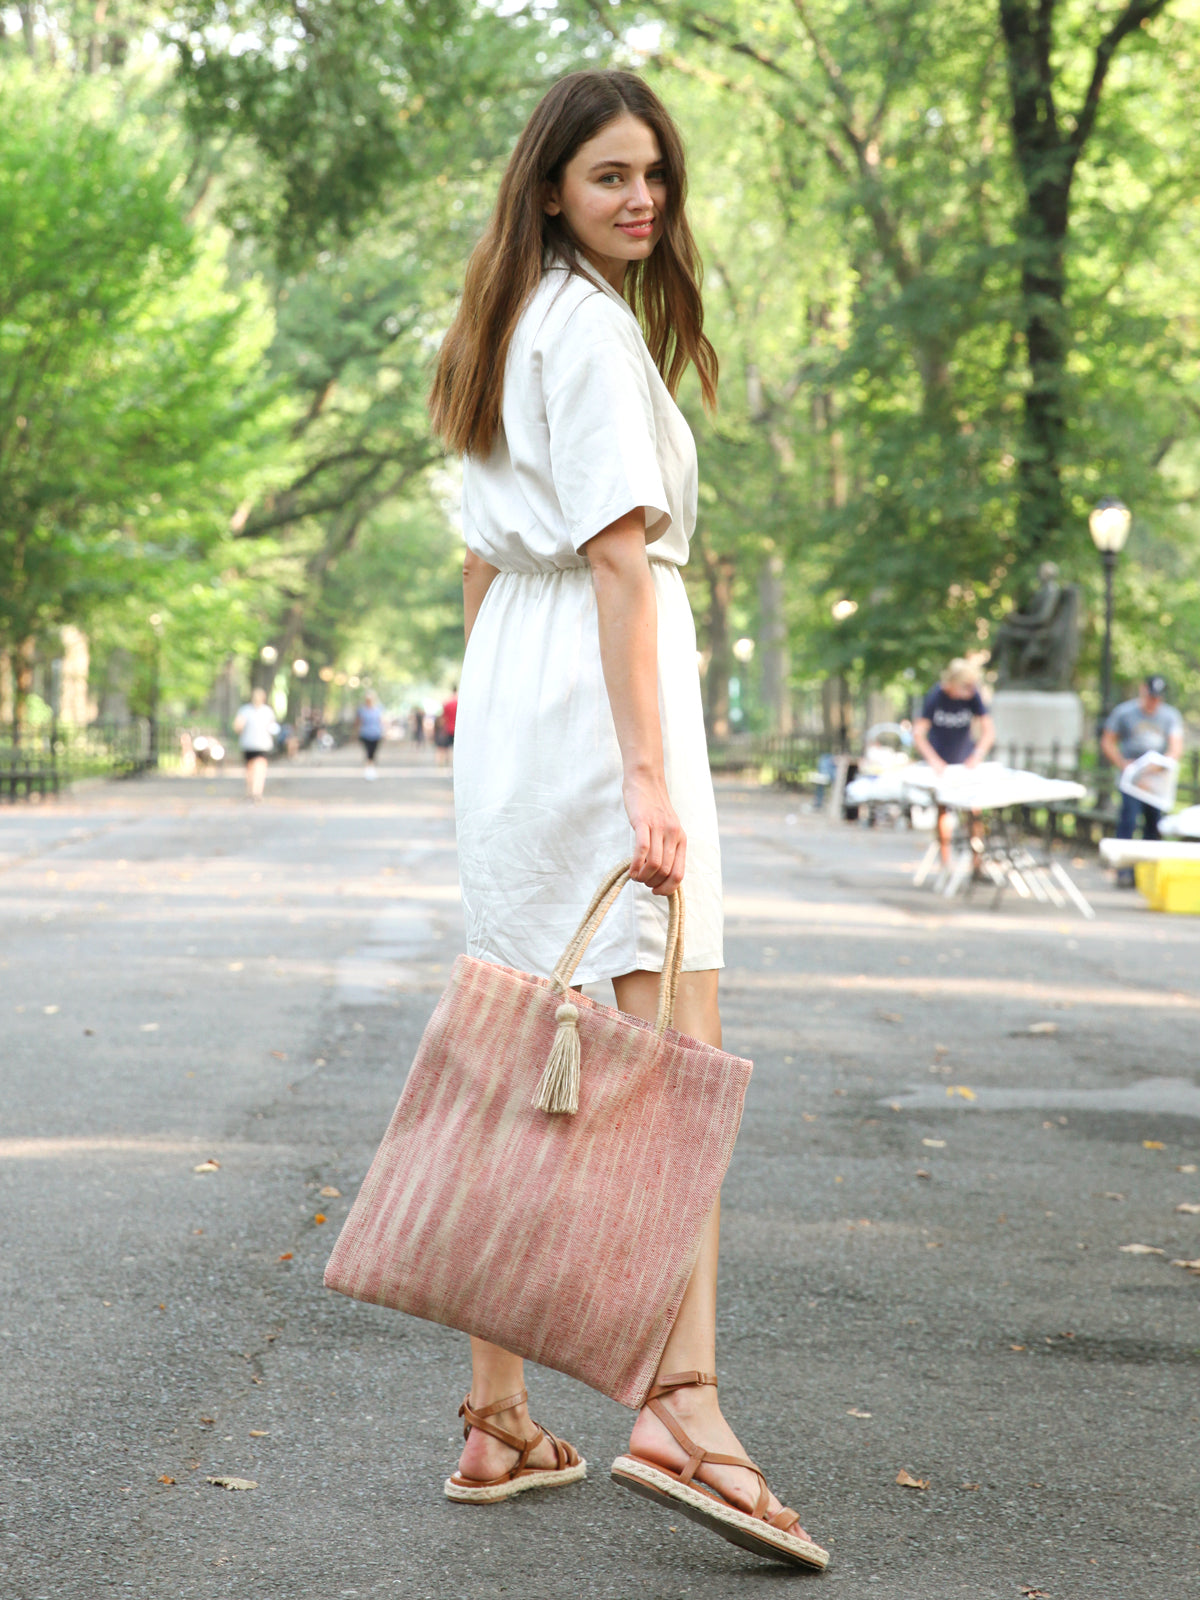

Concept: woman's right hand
[[623, 767, 686, 894]]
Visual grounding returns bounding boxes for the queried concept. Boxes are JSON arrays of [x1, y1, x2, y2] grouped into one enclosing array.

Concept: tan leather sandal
[[444, 1388, 587, 1503], [610, 1371, 829, 1570]]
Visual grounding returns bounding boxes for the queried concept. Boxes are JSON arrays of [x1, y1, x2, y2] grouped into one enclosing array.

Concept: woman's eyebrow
[[586, 158, 664, 173]]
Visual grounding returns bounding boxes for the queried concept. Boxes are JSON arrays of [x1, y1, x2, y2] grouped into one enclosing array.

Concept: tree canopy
[[2, 0, 1197, 732]]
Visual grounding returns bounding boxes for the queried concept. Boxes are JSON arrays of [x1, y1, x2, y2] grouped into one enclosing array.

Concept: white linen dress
[[454, 255, 723, 985]]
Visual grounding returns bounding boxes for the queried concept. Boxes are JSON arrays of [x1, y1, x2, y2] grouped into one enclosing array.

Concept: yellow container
[[1159, 859, 1200, 915], [1162, 877, 1200, 914], [1135, 860, 1161, 906]]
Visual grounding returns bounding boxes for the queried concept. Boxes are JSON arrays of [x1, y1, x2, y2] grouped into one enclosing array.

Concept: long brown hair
[[429, 69, 718, 457]]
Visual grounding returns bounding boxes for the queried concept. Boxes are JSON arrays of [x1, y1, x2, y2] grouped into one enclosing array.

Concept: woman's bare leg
[[454, 1337, 564, 1481], [613, 967, 787, 1518]]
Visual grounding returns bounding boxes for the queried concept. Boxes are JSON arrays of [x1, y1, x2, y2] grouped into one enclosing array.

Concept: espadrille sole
[[610, 1455, 829, 1570], [443, 1459, 587, 1503]]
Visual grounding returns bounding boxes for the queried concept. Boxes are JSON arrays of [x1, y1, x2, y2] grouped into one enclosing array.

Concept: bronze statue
[[989, 562, 1081, 691]]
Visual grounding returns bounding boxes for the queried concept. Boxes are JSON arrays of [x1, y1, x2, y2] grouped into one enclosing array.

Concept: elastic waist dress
[[454, 255, 723, 986]]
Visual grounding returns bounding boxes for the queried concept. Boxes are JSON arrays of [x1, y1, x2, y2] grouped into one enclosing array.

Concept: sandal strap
[[534, 1423, 581, 1470], [458, 1389, 536, 1455], [645, 1394, 768, 1510], [645, 1370, 718, 1403]]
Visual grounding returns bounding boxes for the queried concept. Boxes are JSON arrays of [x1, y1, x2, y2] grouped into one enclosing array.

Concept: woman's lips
[[617, 219, 655, 238]]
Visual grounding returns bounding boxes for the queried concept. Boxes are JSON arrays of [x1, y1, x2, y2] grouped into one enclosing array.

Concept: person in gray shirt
[[1101, 673, 1184, 883]]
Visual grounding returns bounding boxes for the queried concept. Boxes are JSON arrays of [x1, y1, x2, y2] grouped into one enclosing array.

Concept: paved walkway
[[2, 750, 1198, 1599]]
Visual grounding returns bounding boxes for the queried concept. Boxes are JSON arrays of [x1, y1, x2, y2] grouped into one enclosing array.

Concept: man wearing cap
[[1101, 675, 1184, 885]]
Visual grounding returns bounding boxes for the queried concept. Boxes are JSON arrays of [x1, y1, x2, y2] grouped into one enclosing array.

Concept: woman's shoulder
[[518, 265, 640, 352]]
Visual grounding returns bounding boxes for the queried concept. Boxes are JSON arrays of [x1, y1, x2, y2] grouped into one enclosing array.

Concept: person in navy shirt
[[913, 658, 995, 863]]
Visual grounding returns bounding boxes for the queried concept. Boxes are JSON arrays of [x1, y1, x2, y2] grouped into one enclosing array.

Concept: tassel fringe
[[532, 1001, 581, 1115]]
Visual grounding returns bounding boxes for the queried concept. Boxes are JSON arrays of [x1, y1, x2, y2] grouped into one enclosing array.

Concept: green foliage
[[0, 65, 277, 700]]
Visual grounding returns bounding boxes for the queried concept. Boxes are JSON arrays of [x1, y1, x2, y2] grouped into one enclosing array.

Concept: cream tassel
[[532, 1001, 581, 1114]]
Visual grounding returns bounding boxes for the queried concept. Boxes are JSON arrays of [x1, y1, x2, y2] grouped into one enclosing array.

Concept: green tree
[[0, 67, 276, 727]]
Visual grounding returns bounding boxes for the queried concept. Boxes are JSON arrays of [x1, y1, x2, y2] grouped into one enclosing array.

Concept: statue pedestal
[[989, 690, 1084, 770]]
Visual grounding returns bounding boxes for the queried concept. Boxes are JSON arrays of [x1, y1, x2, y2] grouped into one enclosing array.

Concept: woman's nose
[[628, 175, 654, 209]]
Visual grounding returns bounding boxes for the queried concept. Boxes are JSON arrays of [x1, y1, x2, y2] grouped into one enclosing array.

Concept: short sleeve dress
[[454, 255, 723, 985]]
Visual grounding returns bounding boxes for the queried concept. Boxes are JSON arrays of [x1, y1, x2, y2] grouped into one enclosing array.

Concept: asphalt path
[[2, 750, 1198, 1600]]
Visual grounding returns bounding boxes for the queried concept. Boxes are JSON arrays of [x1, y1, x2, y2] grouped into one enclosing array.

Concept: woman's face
[[545, 113, 667, 289]]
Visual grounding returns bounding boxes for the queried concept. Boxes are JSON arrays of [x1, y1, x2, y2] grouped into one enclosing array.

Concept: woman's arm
[[463, 550, 500, 646], [584, 511, 685, 895]]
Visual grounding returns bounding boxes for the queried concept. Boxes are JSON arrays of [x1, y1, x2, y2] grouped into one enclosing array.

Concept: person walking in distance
[[1101, 673, 1185, 886], [428, 69, 826, 1568], [357, 690, 384, 781], [437, 687, 459, 767], [232, 687, 279, 802], [912, 658, 995, 865]]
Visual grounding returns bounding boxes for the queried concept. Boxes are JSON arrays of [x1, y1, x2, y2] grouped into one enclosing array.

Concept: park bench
[[0, 751, 60, 802]]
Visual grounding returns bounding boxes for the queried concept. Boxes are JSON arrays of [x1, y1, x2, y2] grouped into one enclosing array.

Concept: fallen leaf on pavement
[[1103, 1192, 1125, 1201], [1010, 1344, 1026, 1351], [193, 1159, 220, 1173], [958, 1482, 980, 1490], [158, 1475, 176, 1485], [43, 1005, 59, 1015], [1175, 1203, 1200, 1215], [895, 1469, 929, 1490], [278, 1252, 293, 1262], [1179, 1164, 1198, 1174], [207, 1476, 257, 1491], [1169, 1258, 1200, 1273], [319, 1186, 341, 1198], [270, 1051, 287, 1060], [313, 1213, 326, 1224], [801, 1112, 817, 1123], [1118, 1243, 1164, 1255], [249, 1430, 269, 1438], [916, 1168, 931, 1179], [199, 1416, 215, 1426], [1020, 1588, 1049, 1598], [846, 1408, 872, 1419], [1026, 1022, 1058, 1035], [947, 1085, 976, 1100], [141, 1023, 159, 1032], [922, 1138, 946, 1148], [1143, 1140, 1165, 1150]]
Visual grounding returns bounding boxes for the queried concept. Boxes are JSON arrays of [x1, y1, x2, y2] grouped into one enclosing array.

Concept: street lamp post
[[1088, 497, 1131, 800]]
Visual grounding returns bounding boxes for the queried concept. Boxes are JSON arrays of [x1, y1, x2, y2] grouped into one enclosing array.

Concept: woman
[[428, 70, 825, 1569], [232, 686, 279, 802]]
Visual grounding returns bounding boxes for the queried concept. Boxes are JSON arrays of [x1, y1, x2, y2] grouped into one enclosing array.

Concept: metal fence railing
[[0, 720, 164, 800]]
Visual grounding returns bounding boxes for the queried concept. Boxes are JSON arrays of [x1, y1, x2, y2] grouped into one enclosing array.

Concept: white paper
[[1118, 752, 1178, 811]]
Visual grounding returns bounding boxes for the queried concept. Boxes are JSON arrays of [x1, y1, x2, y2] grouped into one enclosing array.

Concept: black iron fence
[[0, 720, 163, 800]]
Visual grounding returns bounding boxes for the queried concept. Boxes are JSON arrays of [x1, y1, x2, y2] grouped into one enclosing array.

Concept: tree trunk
[[757, 552, 791, 736], [700, 546, 734, 740]]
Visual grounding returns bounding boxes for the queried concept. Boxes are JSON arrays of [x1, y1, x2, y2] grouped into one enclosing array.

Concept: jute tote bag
[[324, 861, 752, 1408]]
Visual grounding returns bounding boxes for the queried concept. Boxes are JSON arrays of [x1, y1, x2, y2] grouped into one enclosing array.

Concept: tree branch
[[1069, 0, 1171, 166]]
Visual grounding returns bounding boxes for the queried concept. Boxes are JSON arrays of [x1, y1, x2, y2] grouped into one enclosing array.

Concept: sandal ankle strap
[[645, 1370, 717, 1402], [459, 1388, 534, 1452], [467, 1388, 527, 1420]]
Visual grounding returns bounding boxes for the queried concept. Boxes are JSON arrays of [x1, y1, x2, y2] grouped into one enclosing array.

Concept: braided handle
[[550, 860, 685, 1035]]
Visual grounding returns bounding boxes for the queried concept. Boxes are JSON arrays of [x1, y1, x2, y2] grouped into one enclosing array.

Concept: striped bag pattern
[[324, 863, 752, 1408]]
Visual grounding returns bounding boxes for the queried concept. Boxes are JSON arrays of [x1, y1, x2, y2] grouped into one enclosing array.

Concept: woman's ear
[[543, 183, 562, 217]]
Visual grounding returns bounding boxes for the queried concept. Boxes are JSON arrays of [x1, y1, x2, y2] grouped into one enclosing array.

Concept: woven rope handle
[[552, 860, 685, 1034], [533, 863, 686, 1115]]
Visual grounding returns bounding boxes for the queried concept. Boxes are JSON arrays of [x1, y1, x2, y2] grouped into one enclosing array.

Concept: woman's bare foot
[[456, 1396, 562, 1483], [627, 1384, 788, 1520]]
